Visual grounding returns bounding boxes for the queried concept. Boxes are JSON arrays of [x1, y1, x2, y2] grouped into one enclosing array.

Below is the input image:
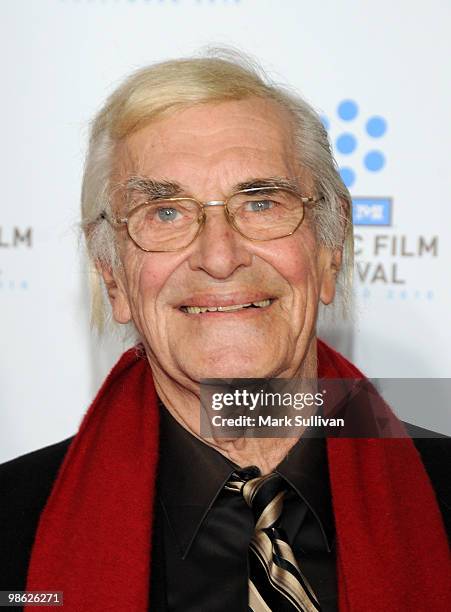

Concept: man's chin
[[171, 337, 289, 380], [184, 358, 278, 381]]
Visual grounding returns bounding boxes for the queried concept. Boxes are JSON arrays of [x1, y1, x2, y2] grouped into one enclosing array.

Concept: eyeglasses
[[100, 186, 322, 253]]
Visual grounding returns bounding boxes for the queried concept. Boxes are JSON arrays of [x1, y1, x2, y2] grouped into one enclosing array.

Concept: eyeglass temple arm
[[98, 211, 127, 226]]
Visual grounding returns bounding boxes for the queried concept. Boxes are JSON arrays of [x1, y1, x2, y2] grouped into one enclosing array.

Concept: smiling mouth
[[180, 299, 273, 314]]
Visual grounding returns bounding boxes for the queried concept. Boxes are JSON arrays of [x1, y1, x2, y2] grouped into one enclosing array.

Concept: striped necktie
[[225, 469, 321, 612]]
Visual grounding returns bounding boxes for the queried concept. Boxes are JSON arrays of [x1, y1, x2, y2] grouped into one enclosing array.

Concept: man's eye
[[156, 207, 180, 222], [245, 200, 275, 212]]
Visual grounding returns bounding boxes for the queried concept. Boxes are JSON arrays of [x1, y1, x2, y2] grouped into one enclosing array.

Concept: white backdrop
[[1, 0, 450, 462]]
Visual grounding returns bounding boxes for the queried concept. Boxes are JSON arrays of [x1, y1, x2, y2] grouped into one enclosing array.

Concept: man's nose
[[187, 206, 252, 279]]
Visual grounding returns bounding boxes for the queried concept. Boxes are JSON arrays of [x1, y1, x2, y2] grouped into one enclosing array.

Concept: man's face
[[106, 98, 338, 383]]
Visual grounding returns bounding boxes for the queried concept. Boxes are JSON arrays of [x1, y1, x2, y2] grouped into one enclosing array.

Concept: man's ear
[[96, 262, 132, 324], [319, 248, 342, 306]]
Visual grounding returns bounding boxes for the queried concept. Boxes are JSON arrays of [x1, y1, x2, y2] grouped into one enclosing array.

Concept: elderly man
[[1, 53, 450, 611]]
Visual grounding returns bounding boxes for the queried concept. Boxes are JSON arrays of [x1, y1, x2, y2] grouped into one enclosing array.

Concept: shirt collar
[[157, 404, 334, 558]]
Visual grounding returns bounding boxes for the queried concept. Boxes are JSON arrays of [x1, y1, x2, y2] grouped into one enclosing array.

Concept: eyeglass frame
[[99, 186, 323, 253]]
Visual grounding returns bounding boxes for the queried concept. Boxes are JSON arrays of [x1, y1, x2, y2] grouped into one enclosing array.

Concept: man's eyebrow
[[121, 175, 302, 200], [123, 177, 184, 199], [233, 177, 301, 192]]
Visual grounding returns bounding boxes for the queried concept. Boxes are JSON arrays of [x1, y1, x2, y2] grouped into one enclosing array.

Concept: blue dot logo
[[366, 116, 387, 138], [322, 99, 388, 186], [339, 167, 356, 188], [364, 151, 385, 172], [337, 100, 359, 121], [336, 133, 357, 155]]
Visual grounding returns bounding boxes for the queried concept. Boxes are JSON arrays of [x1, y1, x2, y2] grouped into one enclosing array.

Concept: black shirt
[[154, 407, 337, 611]]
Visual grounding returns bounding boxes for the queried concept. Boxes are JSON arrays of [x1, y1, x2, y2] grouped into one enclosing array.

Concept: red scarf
[[26, 340, 450, 610]]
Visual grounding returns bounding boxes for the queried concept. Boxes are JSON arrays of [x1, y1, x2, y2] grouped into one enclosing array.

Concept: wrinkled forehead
[[111, 98, 312, 196]]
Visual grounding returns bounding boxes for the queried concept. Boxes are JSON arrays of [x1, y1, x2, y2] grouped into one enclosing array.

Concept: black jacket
[[1, 429, 450, 600]]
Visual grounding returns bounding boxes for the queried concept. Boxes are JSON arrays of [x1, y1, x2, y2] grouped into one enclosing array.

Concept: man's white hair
[[81, 49, 353, 330]]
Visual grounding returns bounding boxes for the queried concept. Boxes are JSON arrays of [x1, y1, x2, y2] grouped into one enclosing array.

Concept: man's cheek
[[138, 253, 182, 293], [266, 230, 318, 272], [287, 244, 322, 287], [138, 267, 163, 295], [273, 250, 318, 288]]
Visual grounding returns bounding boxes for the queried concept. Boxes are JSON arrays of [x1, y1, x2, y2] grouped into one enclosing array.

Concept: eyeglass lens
[[127, 188, 305, 251]]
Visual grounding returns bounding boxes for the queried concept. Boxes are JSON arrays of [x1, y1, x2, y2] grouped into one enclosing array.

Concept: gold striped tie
[[225, 469, 321, 612]]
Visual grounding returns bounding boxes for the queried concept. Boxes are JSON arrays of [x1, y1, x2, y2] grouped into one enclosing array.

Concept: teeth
[[185, 306, 206, 314], [253, 299, 271, 308], [217, 303, 251, 312], [184, 299, 271, 314]]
